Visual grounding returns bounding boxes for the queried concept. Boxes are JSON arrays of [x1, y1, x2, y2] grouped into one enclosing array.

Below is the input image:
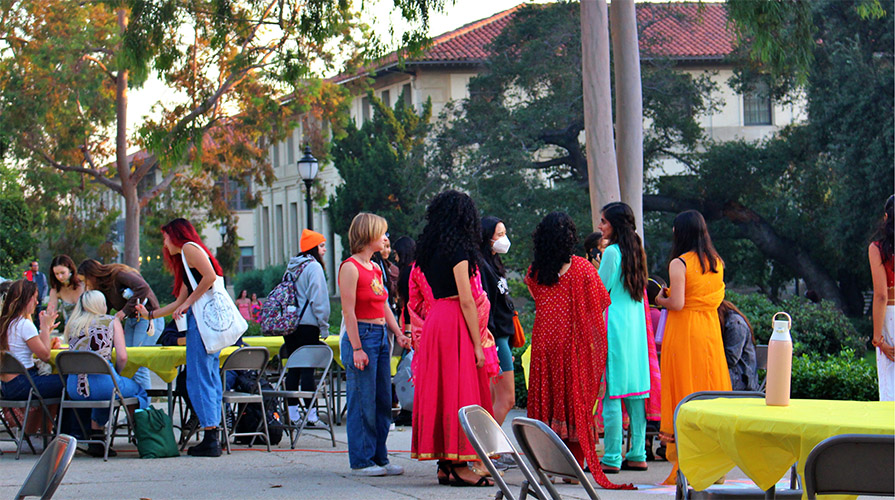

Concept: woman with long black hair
[[596, 202, 650, 473], [869, 195, 894, 400]]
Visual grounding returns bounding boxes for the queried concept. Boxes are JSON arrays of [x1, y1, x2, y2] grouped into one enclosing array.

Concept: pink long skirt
[[411, 297, 494, 461]]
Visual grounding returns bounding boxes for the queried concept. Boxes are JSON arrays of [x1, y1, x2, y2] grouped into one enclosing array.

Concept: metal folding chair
[[263, 344, 336, 448], [54, 351, 138, 461], [14, 434, 77, 500], [457, 405, 547, 500], [754, 345, 768, 392], [512, 416, 601, 500], [1, 352, 60, 459], [804, 433, 894, 500], [673, 390, 801, 500], [220, 346, 271, 454]]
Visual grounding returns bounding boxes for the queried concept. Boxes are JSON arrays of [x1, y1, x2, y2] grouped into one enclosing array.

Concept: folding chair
[[755, 345, 768, 392], [14, 434, 77, 500], [458, 405, 547, 500], [804, 433, 894, 500], [1, 352, 60, 459], [263, 345, 336, 449], [673, 391, 801, 500], [55, 351, 138, 461], [512, 416, 602, 500], [220, 346, 271, 454]]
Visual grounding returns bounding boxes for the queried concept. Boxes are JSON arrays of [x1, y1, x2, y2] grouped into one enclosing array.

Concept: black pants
[[283, 325, 324, 407]]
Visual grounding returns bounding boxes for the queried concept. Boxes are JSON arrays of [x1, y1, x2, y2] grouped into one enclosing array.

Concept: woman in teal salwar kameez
[[597, 202, 651, 473]]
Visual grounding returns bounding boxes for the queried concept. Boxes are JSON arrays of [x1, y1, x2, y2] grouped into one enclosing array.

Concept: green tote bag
[[133, 407, 180, 458]]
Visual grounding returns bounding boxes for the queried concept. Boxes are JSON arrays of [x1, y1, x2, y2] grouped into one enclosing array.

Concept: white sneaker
[[351, 465, 387, 476], [307, 407, 319, 424], [383, 463, 404, 476], [288, 405, 300, 423]]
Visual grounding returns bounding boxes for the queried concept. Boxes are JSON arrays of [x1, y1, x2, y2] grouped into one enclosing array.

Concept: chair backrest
[[221, 346, 270, 373], [284, 345, 333, 371], [755, 345, 769, 371], [15, 434, 77, 500], [512, 417, 602, 500], [804, 433, 895, 500], [55, 351, 116, 377], [1, 351, 29, 377]]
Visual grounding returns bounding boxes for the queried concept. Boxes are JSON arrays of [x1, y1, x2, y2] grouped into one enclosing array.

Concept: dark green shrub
[[232, 264, 287, 298], [791, 349, 878, 401], [726, 291, 865, 356]]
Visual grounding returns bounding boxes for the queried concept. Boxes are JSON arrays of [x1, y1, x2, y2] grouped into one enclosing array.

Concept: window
[[215, 177, 252, 211], [271, 142, 280, 168], [743, 81, 772, 126], [238, 247, 254, 273], [361, 96, 371, 122], [402, 83, 412, 106], [262, 207, 270, 266], [290, 202, 299, 253], [381, 90, 390, 107], [287, 133, 295, 166], [275, 204, 285, 264]]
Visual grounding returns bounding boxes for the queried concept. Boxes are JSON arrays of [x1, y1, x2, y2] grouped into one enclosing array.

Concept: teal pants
[[601, 396, 646, 467]]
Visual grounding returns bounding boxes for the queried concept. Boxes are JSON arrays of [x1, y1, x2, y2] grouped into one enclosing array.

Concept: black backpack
[[229, 371, 284, 446]]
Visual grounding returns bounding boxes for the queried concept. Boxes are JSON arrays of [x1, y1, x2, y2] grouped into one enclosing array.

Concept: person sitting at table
[[0, 280, 63, 401], [63, 290, 149, 457]]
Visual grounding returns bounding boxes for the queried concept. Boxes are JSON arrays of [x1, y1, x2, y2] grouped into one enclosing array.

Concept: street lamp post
[[296, 145, 319, 230]]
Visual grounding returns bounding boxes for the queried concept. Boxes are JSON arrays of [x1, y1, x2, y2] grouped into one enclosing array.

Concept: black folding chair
[[55, 351, 138, 461], [804, 433, 895, 500], [0, 352, 60, 459], [219, 346, 271, 454], [14, 434, 77, 500]]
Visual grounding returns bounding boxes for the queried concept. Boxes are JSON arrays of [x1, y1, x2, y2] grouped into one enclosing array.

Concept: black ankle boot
[[188, 428, 222, 457], [85, 431, 116, 458]]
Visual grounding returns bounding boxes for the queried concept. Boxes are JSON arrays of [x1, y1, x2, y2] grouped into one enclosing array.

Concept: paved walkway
[[1, 405, 761, 500]]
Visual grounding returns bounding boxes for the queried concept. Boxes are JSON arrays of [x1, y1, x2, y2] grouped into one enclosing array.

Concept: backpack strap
[[286, 258, 314, 325]]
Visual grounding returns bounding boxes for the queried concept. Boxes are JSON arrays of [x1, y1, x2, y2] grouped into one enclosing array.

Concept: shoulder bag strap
[[180, 241, 207, 292]]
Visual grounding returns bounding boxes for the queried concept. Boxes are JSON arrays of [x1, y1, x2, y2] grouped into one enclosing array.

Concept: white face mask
[[492, 235, 511, 254]]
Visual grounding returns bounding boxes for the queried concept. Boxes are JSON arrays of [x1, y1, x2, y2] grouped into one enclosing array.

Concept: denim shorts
[[494, 335, 514, 373]]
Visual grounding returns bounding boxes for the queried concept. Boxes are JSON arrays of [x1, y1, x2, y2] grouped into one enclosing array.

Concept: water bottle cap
[[770, 311, 792, 342]]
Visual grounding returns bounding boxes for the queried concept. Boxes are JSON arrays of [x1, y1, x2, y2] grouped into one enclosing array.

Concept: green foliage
[[511, 307, 535, 409], [726, 291, 865, 356], [791, 349, 878, 401], [231, 264, 287, 299], [140, 256, 175, 305], [329, 90, 436, 255], [0, 189, 37, 278]]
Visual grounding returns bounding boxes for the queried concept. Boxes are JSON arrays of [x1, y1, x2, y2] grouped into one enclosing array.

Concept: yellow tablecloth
[[676, 398, 895, 493]]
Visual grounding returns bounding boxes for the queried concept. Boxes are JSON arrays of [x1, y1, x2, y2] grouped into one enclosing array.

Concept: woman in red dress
[[524, 212, 633, 490]]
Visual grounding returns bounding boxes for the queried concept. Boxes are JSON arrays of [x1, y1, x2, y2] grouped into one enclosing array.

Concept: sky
[[126, 0, 537, 136]]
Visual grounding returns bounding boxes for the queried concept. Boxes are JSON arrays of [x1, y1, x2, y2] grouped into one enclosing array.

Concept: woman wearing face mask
[[479, 217, 516, 426], [47, 255, 85, 323]]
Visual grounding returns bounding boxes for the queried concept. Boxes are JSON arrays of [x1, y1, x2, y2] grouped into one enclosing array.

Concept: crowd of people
[[1, 191, 892, 489]]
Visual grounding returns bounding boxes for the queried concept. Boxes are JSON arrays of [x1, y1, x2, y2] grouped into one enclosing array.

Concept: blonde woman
[[64, 290, 149, 457]]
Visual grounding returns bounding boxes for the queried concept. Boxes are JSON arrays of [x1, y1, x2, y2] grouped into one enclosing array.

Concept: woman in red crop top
[[869, 195, 894, 400], [338, 212, 411, 477]]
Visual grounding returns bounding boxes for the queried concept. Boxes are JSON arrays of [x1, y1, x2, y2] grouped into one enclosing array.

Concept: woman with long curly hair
[[134, 218, 228, 457], [655, 210, 729, 483], [869, 194, 894, 400], [596, 202, 651, 473], [412, 190, 498, 487], [77, 259, 159, 392], [525, 212, 631, 490]]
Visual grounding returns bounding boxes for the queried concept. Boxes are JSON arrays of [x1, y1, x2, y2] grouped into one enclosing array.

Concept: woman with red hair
[[136, 218, 226, 457]]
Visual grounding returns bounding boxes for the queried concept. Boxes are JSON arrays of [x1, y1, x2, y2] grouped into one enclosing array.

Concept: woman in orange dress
[[655, 210, 730, 484]]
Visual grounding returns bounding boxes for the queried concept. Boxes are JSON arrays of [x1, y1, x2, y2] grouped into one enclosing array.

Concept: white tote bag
[[181, 242, 247, 353]]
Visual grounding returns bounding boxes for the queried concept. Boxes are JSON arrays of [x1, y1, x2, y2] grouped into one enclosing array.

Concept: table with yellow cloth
[[676, 398, 895, 494]]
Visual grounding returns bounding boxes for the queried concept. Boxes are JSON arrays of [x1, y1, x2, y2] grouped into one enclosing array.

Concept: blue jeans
[[124, 317, 152, 391], [601, 395, 647, 467], [65, 365, 149, 425], [185, 310, 222, 428], [341, 323, 392, 469], [0, 368, 64, 400]]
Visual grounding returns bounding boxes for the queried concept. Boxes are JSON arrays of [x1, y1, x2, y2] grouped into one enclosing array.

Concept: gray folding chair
[[262, 345, 336, 448], [512, 416, 601, 500], [1, 352, 60, 459], [220, 346, 271, 454], [55, 351, 138, 461], [458, 405, 547, 500], [14, 433, 77, 500], [804, 433, 894, 500], [673, 391, 801, 500], [754, 345, 768, 392]]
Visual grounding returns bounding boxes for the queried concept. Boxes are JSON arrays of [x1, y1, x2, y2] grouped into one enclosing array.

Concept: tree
[[0, 170, 37, 277], [329, 90, 436, 251], [0, 0, 447, 269]]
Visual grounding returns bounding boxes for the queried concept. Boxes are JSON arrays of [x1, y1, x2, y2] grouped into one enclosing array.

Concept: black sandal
[[436, 460, 451, 485], [447, 463, 493, 487]]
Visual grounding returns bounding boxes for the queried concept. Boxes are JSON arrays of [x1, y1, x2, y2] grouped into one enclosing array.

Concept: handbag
[[181, 242, 248, 353], [510, 310, 526, 348], [133, 407, 179, 458]]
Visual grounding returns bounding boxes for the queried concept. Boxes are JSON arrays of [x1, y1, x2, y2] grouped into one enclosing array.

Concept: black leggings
[[283, 325, 324, 407]]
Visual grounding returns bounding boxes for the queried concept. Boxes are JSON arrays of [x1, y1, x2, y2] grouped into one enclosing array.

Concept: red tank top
[[340, 257, 388, 319], [875, 242, 894, 287]]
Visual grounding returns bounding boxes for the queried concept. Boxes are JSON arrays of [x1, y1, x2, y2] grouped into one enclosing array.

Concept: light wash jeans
[[65, 364, 150, 425], [341, 323, 392, 470], [124, 317, 152, 391], [185, 310, 222, 428]]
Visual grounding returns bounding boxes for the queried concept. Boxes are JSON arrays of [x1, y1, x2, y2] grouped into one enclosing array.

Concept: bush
[[791, 349, 878, 401], [726, 291, 865, 356], [232, 264, 287, 298]]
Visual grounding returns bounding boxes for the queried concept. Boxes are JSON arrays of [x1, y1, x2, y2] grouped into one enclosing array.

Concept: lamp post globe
[[297, 145, 319, 230]]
